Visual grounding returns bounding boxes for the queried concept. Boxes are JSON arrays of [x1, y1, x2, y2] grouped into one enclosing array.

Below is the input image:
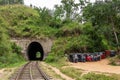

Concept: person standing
[[74, 54, 78, 63]]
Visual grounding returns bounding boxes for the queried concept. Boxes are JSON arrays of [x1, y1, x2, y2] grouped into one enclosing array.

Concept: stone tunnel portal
[[27, 42, 44, 61]]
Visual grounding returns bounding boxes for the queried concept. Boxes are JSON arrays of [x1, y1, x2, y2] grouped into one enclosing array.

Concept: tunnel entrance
[[27, 42, 44, 61]]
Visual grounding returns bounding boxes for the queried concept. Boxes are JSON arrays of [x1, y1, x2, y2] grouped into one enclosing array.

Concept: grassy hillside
[[0, 5, 59, 39], [0, 5, 38, 68], [0, 5, 38, 37]]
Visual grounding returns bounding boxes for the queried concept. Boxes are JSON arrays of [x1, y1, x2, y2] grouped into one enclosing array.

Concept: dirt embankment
[[68, 59, 120, 74]]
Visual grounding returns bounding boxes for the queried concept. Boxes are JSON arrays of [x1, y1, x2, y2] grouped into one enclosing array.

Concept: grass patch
[[5, 61, 26, 68], [60, 67, 83, 80], [0, 60, 26, 69], [46, 57, 68, 68], [82, 73, 118, 80], [111, 74, 120, 80], [0, 53, 26, 69]]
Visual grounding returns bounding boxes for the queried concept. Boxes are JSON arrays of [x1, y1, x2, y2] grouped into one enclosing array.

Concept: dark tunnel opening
[[27, 42, 44, 61]]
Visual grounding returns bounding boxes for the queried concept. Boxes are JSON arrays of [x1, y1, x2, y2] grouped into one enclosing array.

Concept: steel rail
[[29, 64, 33, 80], [36, 61, 50, 80], [15, 61, 31, 80], [13, 61, 50, 80]]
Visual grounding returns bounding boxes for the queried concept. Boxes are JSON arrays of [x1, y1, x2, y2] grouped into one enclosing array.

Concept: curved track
[[10, 61, 50, 80]]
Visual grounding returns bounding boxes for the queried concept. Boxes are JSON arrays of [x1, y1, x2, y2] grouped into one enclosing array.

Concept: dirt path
[[0, 68, 15, 80], [68, 59, 120, 74]]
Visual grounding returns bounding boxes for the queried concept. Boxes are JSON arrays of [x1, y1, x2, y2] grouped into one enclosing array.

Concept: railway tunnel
[[27, 42, 44, 61]]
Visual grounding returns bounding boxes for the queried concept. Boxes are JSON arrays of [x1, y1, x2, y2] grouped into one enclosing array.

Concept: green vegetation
[[60, 67, 119, 80], [0, 5, 26, 68], [45, 0, 120, 64], [0, 0, 120, 79], [0, 0, 119, 68], [109, 55, 120, 66], [83, 1, 120, 50], [36, 52, 41, 58], [61, 67, 82, 80], [82, 73, 117, 80], [0, 26, 25, 68]]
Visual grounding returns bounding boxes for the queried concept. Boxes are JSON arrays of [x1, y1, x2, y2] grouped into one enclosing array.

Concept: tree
[[54, 5, 64, 20], [83, 0, 120, 51], [61, 0, 74, 20], [0, 0, 23, 5], [35, 7, 52, 25], [60, 0, 83, 22], [0, 0, 5, 5]]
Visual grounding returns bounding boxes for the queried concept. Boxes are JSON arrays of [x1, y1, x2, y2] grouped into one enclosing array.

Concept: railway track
[[10, 61, 51, 80]]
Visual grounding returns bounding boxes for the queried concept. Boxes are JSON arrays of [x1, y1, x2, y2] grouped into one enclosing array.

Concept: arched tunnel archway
[[27, 42, 44, 61]]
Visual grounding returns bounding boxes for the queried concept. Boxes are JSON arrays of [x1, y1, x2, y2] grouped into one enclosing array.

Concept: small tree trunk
[[111, 17, 120, 53], [112, 26, 119, 46]]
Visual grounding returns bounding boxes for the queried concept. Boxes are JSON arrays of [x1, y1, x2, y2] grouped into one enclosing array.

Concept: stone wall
[[11, 38, 53, 60]]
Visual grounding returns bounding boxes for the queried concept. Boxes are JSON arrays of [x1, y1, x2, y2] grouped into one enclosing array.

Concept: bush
[[117, 55, 120, 59], [109, 55, 120, 66], [0, 54, 25, 68], [45, 53, 57, 62], [11, 42, 22, 54], [55, 22, 83, 37], [0, 17, 25, 68], [46, 35, 89, 63], [65, 35, 89, 53], [83, 22, 108, 52]]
